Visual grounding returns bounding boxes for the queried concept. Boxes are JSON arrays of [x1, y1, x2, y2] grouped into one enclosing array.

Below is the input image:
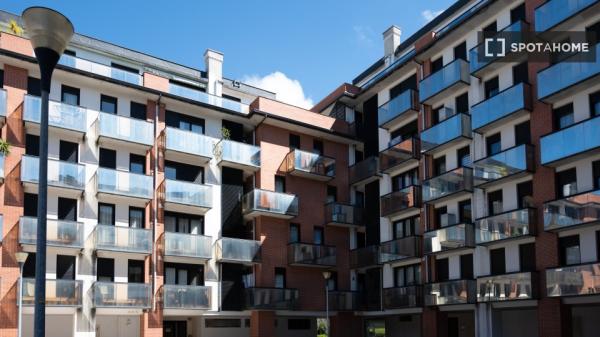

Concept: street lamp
[[15, 251, 29, 337], [322, 271, 331, 337], [21, 7, 74, 337]]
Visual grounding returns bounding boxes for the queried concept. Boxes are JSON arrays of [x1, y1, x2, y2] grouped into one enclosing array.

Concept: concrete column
[[250, 311, 275, 337], [204, 49, 223, 97]]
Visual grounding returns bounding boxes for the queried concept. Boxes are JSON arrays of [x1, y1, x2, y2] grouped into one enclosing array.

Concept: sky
[[3, 0, 455, 108]]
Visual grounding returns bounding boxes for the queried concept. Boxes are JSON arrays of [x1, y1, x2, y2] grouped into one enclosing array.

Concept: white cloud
[[422, 9, 443, 22], [353, 25, 375, 46], [242, 71, 314, 109]]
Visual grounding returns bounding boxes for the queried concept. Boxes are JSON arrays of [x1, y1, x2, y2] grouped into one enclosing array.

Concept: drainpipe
[[152, 93, 162, 311]]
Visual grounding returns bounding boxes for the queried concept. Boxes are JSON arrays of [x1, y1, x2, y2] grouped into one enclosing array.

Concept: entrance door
[[163, 321, 186, 337]]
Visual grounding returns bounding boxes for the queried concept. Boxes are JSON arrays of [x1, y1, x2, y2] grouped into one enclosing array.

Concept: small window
[[26, 134, 40, 156], [457, 146, 471, 167], [593, 160, 600, 189], [559, 235, 581, 266], [394, 264, 421, 287], [458, 199, 472, 223], [484, 77, 500, 99], [556, 168, 577, 198], [431, 57, 443, 74], [99, 148, 116, 169], [59, 140, 78, 163], [460, 254, 474, 279], [515, 121, 531, 146], [98, 203, 115, 226], [434, 156, 446, 176], [519, 243, 536, 272], [61, 85, 80, 106], [326, 185, 337, 203], [27, 77, 41, 96], [436, 258, 449, 281], [129, 154, 146, 174], [129, 207, 145, 228], [354, 149, 364, 163], [289, 223, 300, 243], [453, 41, 467, 61], [513, 62, 529, 85], [100, 94, 118, 114], [553, 103, 575, 131], [313, 139, 324, 155], [393, 216, 419, 239], [288, 319, 311, 330], [128, 260, 145, 283], [130, 101, 147, 120], [97, 257, 114, 282], [205, 319, 241, 328], [589, 91, 600, 117], [275, 176, 286, 193], [275, 268, 286, 288], [510, 3, 526, 24], [486, 133, 502, 156], [490, 248, 506, 275], [24, 193, 38, 217], [289, 134, 301, 149], [314, 227, 324, 245], [23, 253, 36, 278], [435, 206, 448, 228], [58, 197, 77, 221], [56, 255, 76, 280], [392, 168, 418, 191], [517, 181, 534, 209], [455, 92, 469, 114], [488, 190, 503, 216]]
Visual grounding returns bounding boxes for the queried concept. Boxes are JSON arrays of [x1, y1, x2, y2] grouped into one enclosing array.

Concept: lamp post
[[15, 252, 29, 337], [21, 7, 74, 337], [322, 271, 331, 337]]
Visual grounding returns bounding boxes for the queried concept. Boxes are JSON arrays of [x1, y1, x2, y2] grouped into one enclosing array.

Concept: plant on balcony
[[0, 139, 10, 155], [212, 127, 231, 158]]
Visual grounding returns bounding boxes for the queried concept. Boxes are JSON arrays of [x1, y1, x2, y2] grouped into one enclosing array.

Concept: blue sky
[[4, 0, 455, 108]]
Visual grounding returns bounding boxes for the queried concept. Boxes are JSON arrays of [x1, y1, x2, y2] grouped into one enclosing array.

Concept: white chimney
[[204, 49, 223, 96], [383, 25, 401, 59]]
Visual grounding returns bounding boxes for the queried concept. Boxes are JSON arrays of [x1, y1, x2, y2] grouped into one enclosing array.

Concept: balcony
[[473, 144, 534, 188], [382, 286, 423, 309], [349, 156, 381, 185], [214, 139, 260, 172], [242, 189, 299, 219], [21, 155, 85, 197], [280, 149, 335, 181], [163, 285, 211, 310], [540, 116, 600, 166], [419, 59, 470, 104], [469, 21, 529, 78], [19, 216, 85, 252], [94, 225, 152, 257], [95, 168, 153, 203], [164, 127, 214, 164], [421, 113, 471, 154], [59, 54, 142, 85], [245, 287, 299, 310], [380, 186, 422, 218], [350, 245, 381, 269], [0, 88, 6, 127], [287, 242, 336, 268], [215, 237, 262, 264], [169, 82, 250, 115], [422, 167, 473, 203], [378, 89, 419, 130], [164, 179, 212, 214], [379, 236, 421, 264], [97, 112, 153, 148], [23, 95, 88, 136], [164, 232, 213, 263], [543, 189, 600, 231], [324, 202, 363, 228], [21, 278, 82, 307], [92, 282, 151, 309], [475, 208, 536, 245], [379, 137, 420, 174], [424, 279, 476, 306], [538, 44, 600, 103], [546, 262, 600, 297], [471, 83, 532, 133], [535, 0, 600, 31], [477, 272, 538, 302], [328, 291, 365, 311], [424, 223, 475, 254]]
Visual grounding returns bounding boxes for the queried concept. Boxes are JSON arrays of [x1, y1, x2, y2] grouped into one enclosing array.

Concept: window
[[436, 258, 449, 281], [111, 62, 138, 74], [23, 253, 36, 278], [513, 62, 529, 85], [394, 264, 421, 287], [487, 190, 503, 215], [458, 199, 472, 223], [393, 216, 419, 239], [24, 193, 38, 217], [314, 227, 324, 245], [98, 203, 115, 226], [26, 134, 39, 156], [275, 176, 286, 193], [435, 206, 449, 228], [27, 77, 41, 96], [559, 235, 581, 266], [457, 146, 471, 167], [594, 160, 600, 189], [354, 149, 364, 163], [165, 263, 204, 285], [313, 139, 324, 155], [589, 91, 600, 117], [431, 57, 443, 74], [99, 148, 116, 169], [100, 94, 118, 114], [56, 255, 76, 280], [390, 74, 418, 98], [58, 197, 77, 221], [455, 92, 469, 114], [553, 103, 574, 131], [205, 319, 241, 328], [355, 191, 365, 208], [586, 20, 600, 45], [64, 49, 76, 56], [484, 77, 499, 99], [519, 243, 536, 272], [128, 260, 145, 283], [390, 120, 419, 144], [166, 110, 205, 134], [275, 268, 286, 288], [510, 3, 526, 23], [515, 121, 531, 146], [460, 254, 474, 279], [434, 156, 446, 176], [129, 154, 146, 174], [326, 185, 337, 203], [483, 21, 497, 34], [289, 134, 300, 149], [61, 85, 80, 106], [453, 41, 467, 61], [59, 140, 78, 163], [432, 105, 452, 125], [130, 102, 147, 120], [327, 271, 338, 291], [129, 207, 145, 228], [97, 258, 114, 282], [356, 231, 366, 249], [391, 168, 418, 191], [517, 181, 534, 209], [165, 160, 204, 183], [289, 224, 300, 243], [556, 168, 577, 198], [490, 248, 506, 275], [164, 212, 204, 234], [486, 133, 502, 156], [288, 319, 311, 330]]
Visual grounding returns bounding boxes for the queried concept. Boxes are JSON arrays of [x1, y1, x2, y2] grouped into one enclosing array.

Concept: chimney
[[204, 49, 223, 96], [383, 25, 401, 58]]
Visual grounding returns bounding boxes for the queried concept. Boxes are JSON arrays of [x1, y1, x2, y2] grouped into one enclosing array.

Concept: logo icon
[[484, 37, 506, 57]]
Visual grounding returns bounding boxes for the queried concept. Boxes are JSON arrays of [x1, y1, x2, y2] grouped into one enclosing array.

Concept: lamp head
[[15, 251, 29, 265], [22, 7, 74, 56], [322, 271, 332, 280]]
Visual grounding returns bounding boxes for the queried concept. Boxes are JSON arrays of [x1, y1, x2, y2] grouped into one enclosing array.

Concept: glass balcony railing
[[324, 202, 363, 227], [350, 245, 381, 269], [378, 89, 419, 129], [420, 59, 470, 103], [94, 225, 152, 254], [163, 285, 211, 309], [546, 262, 600, 297], [0, 88, 6, 119], [59, 54, 142, 85], [380, 186, 422, 217], [379, 137, 420, 173], [538, 44, 600, 101], [21, 155, 86, 190], [92, 282, 151, 308], [382, 285, 422, 309], [98, 112, 154, 146], [242, 189, 299, 218], [24, 95, 88, 133], [475, 208, 536, 244], [328, 291, 365, 311], [281, 149, 336, 180], [471, 83, 532, 131], [424, 279, 476, 306], [473, 144, 534, 186], [165, 179, 212, 210], [543, 189, 600, 231], [169, 83, 250, 115], [422, 167, 473, 202], [421, 113, 471, 153], [215, 139, 260, 169], [424, 223, 474, 254], [477, 272, 537, 302], [164, 232, 212, 259], [287, 243, 337, 267], [165, 127, 215, 159], [21, 278, 83, 306], [95, 167, 153, 200], [379, 236, 421, 263], [535, 0, 600, 31], [215, 237, 262, 264], [349, 156, 380, 185], [245, 287, 299, 310], [540, 115, 600, 165], [19, 216, 85, 249], [469, 21, 529, 76]]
